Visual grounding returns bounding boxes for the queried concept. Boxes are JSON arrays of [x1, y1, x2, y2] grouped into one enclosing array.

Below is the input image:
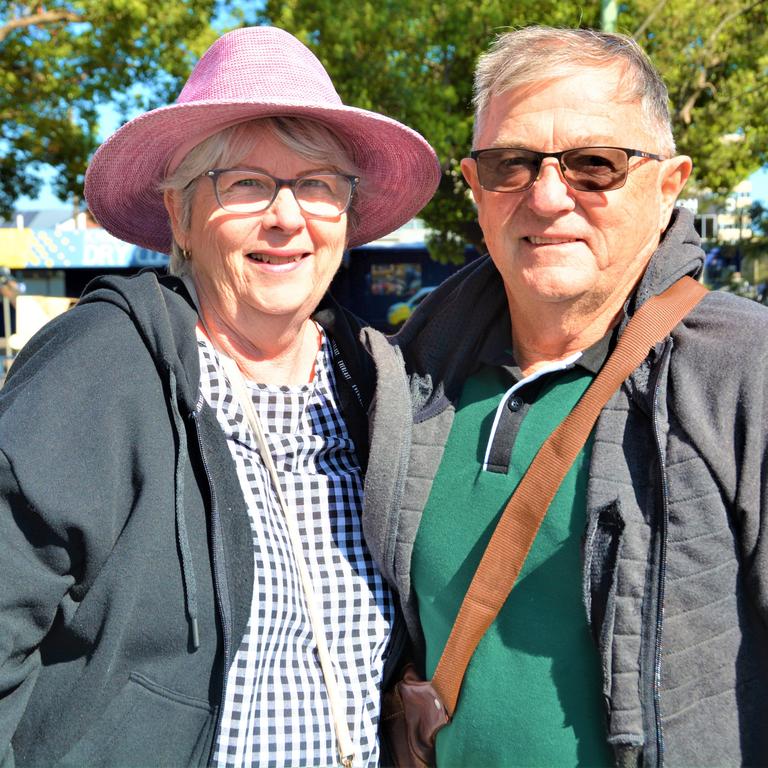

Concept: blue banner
[[0, 229, 168, 269]]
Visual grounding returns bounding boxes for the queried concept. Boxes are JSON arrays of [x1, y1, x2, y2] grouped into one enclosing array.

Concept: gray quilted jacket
[[360, 209, 768, 767]]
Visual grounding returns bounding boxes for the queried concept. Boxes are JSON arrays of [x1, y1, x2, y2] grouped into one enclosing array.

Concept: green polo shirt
[[411, 357, 614, 767]]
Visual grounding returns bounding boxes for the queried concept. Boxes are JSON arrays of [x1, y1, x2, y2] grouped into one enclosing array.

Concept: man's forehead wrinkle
[[489, 109, 555, 147], [486, 107, 630, 151]]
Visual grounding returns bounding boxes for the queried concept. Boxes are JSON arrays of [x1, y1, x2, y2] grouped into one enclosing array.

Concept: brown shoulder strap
[[431, 275, 708, 716]]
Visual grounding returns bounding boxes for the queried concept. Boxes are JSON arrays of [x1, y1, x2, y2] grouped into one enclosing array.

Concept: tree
[[256, 0, 768, 261], [8, 2, 768, 259], [0, 0, 219, 217], [626, 0, 768, 194], [750, 200, 768, 238], [258, 0, 593, 261]]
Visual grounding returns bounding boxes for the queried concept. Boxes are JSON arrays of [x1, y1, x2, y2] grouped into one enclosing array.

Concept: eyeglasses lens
[[476, 147, 629, 192], [476, 150, 539, 193], [561, 148, 627, 191], [215, 171, 352, 217], [295, 175, 352, 216]]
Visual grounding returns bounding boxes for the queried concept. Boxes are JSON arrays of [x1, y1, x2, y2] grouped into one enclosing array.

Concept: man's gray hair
[[472, 26, 675, 156], [160, 117, 361, 276]]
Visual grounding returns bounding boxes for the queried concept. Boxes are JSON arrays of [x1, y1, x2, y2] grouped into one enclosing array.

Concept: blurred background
[[3, 0, 768, 369]]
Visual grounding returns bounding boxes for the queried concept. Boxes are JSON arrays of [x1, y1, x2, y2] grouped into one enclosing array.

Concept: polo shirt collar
[[477, 317, 617, 382]]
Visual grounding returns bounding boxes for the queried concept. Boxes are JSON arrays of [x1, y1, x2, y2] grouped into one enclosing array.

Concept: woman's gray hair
[[159, 117, 362, 276], [472, 26, 675, 156]]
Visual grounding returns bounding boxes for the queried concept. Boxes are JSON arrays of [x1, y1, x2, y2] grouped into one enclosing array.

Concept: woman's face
[[169, 129, 349, 329]]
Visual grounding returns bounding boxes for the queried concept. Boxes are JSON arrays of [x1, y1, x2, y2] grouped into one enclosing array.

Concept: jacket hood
[[79, 272, 202, 414], [629, 207, 703, 314], [393, 254, 508, 412]]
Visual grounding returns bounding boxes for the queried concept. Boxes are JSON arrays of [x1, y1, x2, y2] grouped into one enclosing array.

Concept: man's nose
[[525, 158, 576, 214]]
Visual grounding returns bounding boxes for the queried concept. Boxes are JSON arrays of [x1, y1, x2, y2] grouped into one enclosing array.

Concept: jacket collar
[[396, 206, 703, 409]]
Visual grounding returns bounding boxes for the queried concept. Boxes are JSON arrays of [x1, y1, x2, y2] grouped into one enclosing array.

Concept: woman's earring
[[182, 248, 191, 260]]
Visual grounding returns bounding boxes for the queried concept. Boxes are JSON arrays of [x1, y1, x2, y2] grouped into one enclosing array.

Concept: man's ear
[[164, 189, 188, 249], [460, 157, 483, 206], [658, 155, 693, 231]]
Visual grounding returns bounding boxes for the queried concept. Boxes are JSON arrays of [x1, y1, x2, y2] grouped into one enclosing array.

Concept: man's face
[[461, 64, 691, 318]]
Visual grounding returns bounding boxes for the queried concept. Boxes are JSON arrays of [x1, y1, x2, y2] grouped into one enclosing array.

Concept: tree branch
[[633, 0, 669, 39], [0, 9, 82, 44], [678, 66, 718, 124], [674, 0, 766, 124]]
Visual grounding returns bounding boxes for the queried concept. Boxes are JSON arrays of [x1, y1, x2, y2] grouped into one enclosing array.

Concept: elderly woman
[[0, 26, 438, 768]]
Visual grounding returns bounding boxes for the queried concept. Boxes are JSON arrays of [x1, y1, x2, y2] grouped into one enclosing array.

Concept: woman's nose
[[262, 186, 306, 231]]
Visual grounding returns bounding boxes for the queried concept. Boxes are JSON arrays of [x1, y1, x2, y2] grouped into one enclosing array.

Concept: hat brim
[[84, 100, 441, 253]]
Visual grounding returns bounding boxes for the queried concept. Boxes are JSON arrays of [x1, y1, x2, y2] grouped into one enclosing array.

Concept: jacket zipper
[[651, 357, 669, 767], [191, 409, 232, 759], [329, 337, 365, 410], [335, 331, 411, 666]]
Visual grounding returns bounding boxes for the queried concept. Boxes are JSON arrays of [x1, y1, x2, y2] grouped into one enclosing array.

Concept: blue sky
[[749, 166, 768, 204]]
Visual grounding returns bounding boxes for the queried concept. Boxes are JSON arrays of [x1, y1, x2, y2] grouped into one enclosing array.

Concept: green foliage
[[256, 0, 768, 263], [258, 0, 591, 262], [624, 0, 768, 195], [0, 0, 218, 217], [750, 201, 768, 239], [6, 0, 768, 262]]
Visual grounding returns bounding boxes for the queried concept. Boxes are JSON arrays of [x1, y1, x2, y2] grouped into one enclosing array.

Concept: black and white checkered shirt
[[198, 329, 394, 768]]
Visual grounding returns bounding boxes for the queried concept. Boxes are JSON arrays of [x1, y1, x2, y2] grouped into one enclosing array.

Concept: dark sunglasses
[[469, 146, 665, 193]]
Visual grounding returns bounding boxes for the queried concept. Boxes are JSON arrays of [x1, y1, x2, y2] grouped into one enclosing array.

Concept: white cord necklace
[[219, 350, 356, 768], [183, 276, 356, 765]]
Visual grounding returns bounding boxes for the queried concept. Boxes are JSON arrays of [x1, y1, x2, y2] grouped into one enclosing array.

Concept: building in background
[[0, 214, 479, 345], [685, 180, 753, 246], [681, 181, 768, 292]]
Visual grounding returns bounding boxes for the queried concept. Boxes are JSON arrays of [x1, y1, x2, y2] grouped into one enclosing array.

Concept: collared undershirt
[[411, 331, 615, 767], [198, 330, 394, 768]]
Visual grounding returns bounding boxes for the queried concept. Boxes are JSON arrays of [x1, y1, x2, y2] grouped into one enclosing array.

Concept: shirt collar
[[477, 317, 617, 380]]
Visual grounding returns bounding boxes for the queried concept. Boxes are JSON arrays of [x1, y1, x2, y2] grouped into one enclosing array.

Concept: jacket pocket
[[583, 500, 625, 695], [57, 671, 216, 768]]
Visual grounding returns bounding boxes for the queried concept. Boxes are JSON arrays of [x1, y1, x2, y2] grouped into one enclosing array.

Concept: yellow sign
[[0, 230, 42, 268]]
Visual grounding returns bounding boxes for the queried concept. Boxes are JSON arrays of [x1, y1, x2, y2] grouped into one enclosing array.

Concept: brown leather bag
[[379, 277, 707, 768], [380, 664, 449, 768]]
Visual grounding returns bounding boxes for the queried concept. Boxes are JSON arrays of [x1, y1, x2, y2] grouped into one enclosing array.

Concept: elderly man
[[364, 26, 768, 767]]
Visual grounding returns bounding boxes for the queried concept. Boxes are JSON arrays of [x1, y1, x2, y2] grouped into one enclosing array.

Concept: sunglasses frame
[[469, 146, 666, 193]]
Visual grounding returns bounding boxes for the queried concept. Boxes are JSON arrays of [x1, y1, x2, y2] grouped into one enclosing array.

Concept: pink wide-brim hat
[[84, 26, 441, 253]]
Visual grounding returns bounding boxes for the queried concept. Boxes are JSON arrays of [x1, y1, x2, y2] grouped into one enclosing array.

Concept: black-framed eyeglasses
[[198, 169, 359, 218], [469, 146, 666, 193]]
